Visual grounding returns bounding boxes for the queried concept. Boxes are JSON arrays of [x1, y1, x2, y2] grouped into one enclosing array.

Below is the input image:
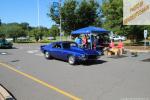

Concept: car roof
[[52, 41, 74, 44]]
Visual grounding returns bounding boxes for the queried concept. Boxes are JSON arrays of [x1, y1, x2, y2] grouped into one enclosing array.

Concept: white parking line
[[26, 50, 43, 57], [27, 50, 39, 54], [35, 53, 44, 56]]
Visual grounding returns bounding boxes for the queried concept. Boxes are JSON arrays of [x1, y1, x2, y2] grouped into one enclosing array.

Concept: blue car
[[41, 41, 101, 65]]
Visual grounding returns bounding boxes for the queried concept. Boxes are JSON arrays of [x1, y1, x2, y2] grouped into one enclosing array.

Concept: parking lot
[[0, 44, 150, 100]]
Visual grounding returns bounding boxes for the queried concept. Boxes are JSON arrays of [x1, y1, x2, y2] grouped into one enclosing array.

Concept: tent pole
[[90, 33, 92, 49]]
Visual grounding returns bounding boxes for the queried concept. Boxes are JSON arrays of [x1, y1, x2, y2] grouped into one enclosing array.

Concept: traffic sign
[[53, 2, 60, 17], [53, 2, 59, 8], [144, 30, 148, 39]]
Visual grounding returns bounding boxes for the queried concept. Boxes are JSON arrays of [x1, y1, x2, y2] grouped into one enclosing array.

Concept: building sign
[[144, 30, 148, 38], [123, 0, 150, 25]]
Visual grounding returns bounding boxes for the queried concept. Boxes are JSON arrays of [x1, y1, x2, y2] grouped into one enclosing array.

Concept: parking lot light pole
[[59, 0, 62, 41], [37, 0, 40, 28]]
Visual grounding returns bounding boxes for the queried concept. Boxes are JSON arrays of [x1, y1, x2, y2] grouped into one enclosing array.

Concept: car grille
[[87, 55, 97, 59]]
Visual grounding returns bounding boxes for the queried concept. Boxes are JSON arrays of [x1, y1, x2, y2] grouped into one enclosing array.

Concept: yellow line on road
[[0, 62, 81, 100]]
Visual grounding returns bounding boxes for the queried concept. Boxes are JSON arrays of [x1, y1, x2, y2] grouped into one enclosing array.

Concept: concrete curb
[[125, 49, 150, 53], [0, 85, 15, 100]]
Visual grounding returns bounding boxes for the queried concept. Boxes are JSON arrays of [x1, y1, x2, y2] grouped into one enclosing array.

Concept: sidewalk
[[0, 84, 15, 100], [125, 46, 150, 53]]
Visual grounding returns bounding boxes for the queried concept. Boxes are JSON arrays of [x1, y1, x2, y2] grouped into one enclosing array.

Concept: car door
[[51, 43, 64, 60], [61, 43, 71, 61]]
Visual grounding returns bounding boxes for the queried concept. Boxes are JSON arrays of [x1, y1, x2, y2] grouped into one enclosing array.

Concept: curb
[[125, 49, 150, 53], [0, 85, 15, 100]]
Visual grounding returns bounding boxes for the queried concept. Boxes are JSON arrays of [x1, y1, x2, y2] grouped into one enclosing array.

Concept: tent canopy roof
[[71, 26, 109, 35]]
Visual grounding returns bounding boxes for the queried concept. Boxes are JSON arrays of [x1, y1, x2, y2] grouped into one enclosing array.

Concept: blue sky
[[0, 0, 102, 28]]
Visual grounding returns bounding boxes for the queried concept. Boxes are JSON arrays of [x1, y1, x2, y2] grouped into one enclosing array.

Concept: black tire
[[68, 55, 76, 65], [44, 51, 52, 59]]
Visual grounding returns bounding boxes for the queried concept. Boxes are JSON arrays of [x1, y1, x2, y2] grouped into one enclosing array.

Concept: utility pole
[[37, 0, 40, 42], [59, 0, 62, 41], [37, 0, 40, 27]]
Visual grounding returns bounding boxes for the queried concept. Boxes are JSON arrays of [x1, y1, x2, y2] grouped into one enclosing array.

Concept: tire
[[68, 55, 76, 65], [44, 51, 52, 59]]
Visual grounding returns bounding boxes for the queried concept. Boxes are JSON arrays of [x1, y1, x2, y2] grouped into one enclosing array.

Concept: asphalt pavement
[[0, 44, 150, 100]]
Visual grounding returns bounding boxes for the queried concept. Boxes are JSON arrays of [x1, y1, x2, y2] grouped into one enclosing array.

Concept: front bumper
[[0, 44, 13, 48], [77, 55, 100, 61]]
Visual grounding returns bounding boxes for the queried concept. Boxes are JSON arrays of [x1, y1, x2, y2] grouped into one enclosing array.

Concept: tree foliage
[[29, 26, 49, 42], [102, 0, 123, 34], [49, 25, 59, 39], [102, 0, 150, 42], [0, 22, 49, 42], [0, 19, 1, 26], [48, 0, 102, 35]]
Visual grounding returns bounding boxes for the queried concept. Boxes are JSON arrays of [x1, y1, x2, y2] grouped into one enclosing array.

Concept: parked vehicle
[[110, 35, 126, 41], [0, 38, 13, 48], [6, 38, 13, 42], [48, 36, 55, 40], [41, 41, 101, 65], [17, 37, 29, 41]]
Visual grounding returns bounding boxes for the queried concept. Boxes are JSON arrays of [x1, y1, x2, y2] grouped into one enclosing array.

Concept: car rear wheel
[[68, 55, 76, 65], [45, 51, 52, 59]]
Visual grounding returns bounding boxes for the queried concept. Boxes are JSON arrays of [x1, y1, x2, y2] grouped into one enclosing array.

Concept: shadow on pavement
[[0, 47, 18, 49], [80, 60, 107, 66], [108, 55, 128, 59], [10, 60, 20, 62], [12, 47, 18, 49], [142, 58, 150, 62]]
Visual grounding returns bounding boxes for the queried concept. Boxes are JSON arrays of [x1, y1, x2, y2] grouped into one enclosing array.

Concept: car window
[[62, 43, 70, 49], [70, 42, 77, 47], [0, 39, 6, 43], [62, 42, 78, 49], [53, 44, 62, 49]]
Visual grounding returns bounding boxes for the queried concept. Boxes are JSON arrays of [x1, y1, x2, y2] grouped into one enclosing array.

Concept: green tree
[[0, 23, 28, 42], [76, 0, 99, 28], [48, 0, 101, 35], [30, 28, 40, 42], [102, 0, 149, 42], [102, 0, 123, 34], [61, 0, 78, 34], [49, 25, 59, 39], [0, 19, 1, 26], [20, 22, 29, 30], [29, 27, 49, 42], [7, 23, 27, 42]]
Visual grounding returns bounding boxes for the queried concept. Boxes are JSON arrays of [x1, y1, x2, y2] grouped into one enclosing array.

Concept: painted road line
[[27, 50, 39, 54], [0, 62, 81, 100], [35, 53, 43, 56]]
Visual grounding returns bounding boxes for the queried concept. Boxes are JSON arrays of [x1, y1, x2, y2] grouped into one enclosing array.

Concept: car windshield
[[62, 42, 77, 49], [0, 39, 7, 43]]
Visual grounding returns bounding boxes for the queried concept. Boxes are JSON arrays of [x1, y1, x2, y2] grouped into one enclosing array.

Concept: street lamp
[[37, 0, 40, 27], [59, 0, 62, 41]]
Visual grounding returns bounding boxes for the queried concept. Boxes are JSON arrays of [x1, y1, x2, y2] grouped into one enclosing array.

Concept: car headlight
[[79, 54, 87, 60], [97, 51, 101, 56], [81, 54, 86, 58]]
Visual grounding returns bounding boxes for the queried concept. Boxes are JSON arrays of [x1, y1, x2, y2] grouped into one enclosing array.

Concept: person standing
[[117, 39, 124, 55], [109, 39, 115, 48], [82, 35, 88, 48], [108, 39, 118, 55], [75, 36, 82, 47]]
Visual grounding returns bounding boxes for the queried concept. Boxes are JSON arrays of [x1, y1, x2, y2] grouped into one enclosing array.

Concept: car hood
[[67, 47, 99, 55]]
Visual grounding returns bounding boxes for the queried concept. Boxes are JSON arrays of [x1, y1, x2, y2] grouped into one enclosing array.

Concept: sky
[[0, 0, 102, 28]]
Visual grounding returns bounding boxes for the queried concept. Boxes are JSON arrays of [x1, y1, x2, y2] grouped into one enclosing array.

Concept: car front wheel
[[68, 55, 76, 65], [45, 51, 52, 59]]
